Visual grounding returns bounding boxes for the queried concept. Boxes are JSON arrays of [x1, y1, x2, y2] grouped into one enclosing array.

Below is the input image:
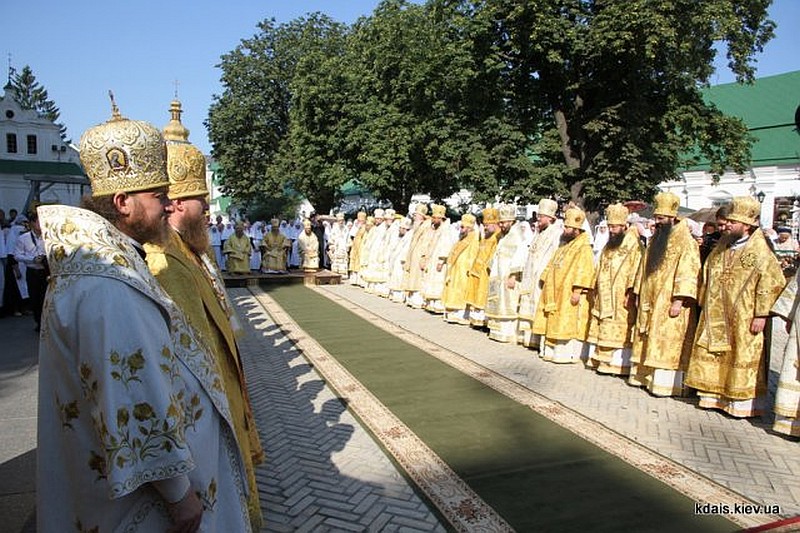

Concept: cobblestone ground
[[231, 289, 447, 532]]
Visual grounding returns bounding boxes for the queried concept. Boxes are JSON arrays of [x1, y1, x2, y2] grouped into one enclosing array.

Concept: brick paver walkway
[[231, 289, 447, 532]]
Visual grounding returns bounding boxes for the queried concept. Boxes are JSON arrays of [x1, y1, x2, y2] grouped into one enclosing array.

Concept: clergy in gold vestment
[[146, 130, 264, 528], [403, 204, 439, 308], [348, 211, 368, 284], [388, 218, 414, 303], [260, 218, 290, 273], [630, 192, 700, 396], [361, 209, 386, 293], [586, 204, 643, 375], [465, 207, 500, 327], [298, 219, 320, 271], [686, 196, 785, 418], [533, 207, 595, 363], [518, 198, 563, 348], [442, 213, 480, 324], [223, 223, 253, 274], [421, 205, 453, 313], [771, 269, 800, 436], [401, 205, 430, 301], [485, 205, 529, 343]]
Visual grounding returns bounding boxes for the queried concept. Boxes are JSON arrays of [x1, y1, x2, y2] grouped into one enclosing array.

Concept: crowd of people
[[298, 194, 800, 439], [4, 95, 799, 530]]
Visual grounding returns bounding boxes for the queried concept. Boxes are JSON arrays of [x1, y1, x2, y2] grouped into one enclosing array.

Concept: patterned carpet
[[255, 284, 752, 532]]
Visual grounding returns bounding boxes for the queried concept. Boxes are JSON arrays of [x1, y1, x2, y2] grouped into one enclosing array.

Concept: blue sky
[[3, 0, 799, 155]]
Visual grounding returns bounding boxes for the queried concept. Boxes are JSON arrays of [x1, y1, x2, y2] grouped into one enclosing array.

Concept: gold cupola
[[163, 98, 190, 142]]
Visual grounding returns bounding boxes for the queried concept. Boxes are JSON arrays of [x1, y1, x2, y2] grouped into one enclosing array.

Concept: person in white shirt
[[14, 211, 47, 331]]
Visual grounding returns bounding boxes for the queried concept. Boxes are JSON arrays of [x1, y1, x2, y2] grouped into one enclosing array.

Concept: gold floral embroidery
[[94, 393, 196, 472], [159, 346, 181, 383], [56, 395, 80, 430], [196, 478, 217, 511], [79, 363, 99, 404], [740, 252, 757, 268], [109, 349, 146, 389]]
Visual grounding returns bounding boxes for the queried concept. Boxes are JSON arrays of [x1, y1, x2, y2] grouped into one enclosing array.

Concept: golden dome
[[163, 99, 190, 142]]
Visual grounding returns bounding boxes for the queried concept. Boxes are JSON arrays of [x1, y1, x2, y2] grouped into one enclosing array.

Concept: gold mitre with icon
[[163, 98, 208, 200], [564, 206, 586, 230], [413, 203, 428, 216], [80, 92, 170, 197], [726, 196, 761, 227], [431, 204, 447, 218], [605, 203, 630, 226], [482, 207, 499, 225], [461, 213, 476, 226], [498, 204, 516, 222], [537, 198, 558, 219], [652, 192, 680, 218]]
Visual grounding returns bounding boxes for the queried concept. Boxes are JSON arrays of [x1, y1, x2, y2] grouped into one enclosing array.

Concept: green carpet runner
[[265, 285, 735, 532]]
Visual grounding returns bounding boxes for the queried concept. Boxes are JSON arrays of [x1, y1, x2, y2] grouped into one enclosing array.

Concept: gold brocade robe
[[403, 220, 437, 292], [685, 229, 785, 400], [223, 233, 252, 274], [587, 228, 643, 349], [298, 230, 320, 270], [360, 223, 385, 280], [421, 221, 453, 300], [465, 232, 499, 310], [260, 230, 289, 271], [441, 230, 480, 311], [349, 225, 366, 273], [532, 232, 595, 342], [632, 220, 700, 370], [145, 229, 265, 527]]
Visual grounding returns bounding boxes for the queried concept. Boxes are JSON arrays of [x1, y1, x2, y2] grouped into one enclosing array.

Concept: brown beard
[[560, 231, 577, 244], [605, 232, 625, 250], [719, 226, 745, 247], [127, 205, 168, 246], [645, 222, 673, 276], [180, 212, 211, 255]]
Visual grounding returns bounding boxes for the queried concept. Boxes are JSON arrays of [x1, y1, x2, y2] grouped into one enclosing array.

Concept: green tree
[[11, 65, 68, 141], [483, 0, 775, 210], [206, 14, 348, 213], [334, 0, 538, 212]]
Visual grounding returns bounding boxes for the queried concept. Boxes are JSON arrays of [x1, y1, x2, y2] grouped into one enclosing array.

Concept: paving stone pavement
[[314, 283, 800, 519], [231, 289, 448, 532]]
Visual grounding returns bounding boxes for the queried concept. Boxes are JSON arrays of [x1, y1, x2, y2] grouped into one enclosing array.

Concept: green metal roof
[[685, 70, 800, 170], [0, 159, 86, 176]]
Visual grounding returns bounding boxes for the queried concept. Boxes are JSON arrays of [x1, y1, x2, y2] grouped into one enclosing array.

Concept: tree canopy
[[10, 65, 68, 141], [206, 0, 775, 215]]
